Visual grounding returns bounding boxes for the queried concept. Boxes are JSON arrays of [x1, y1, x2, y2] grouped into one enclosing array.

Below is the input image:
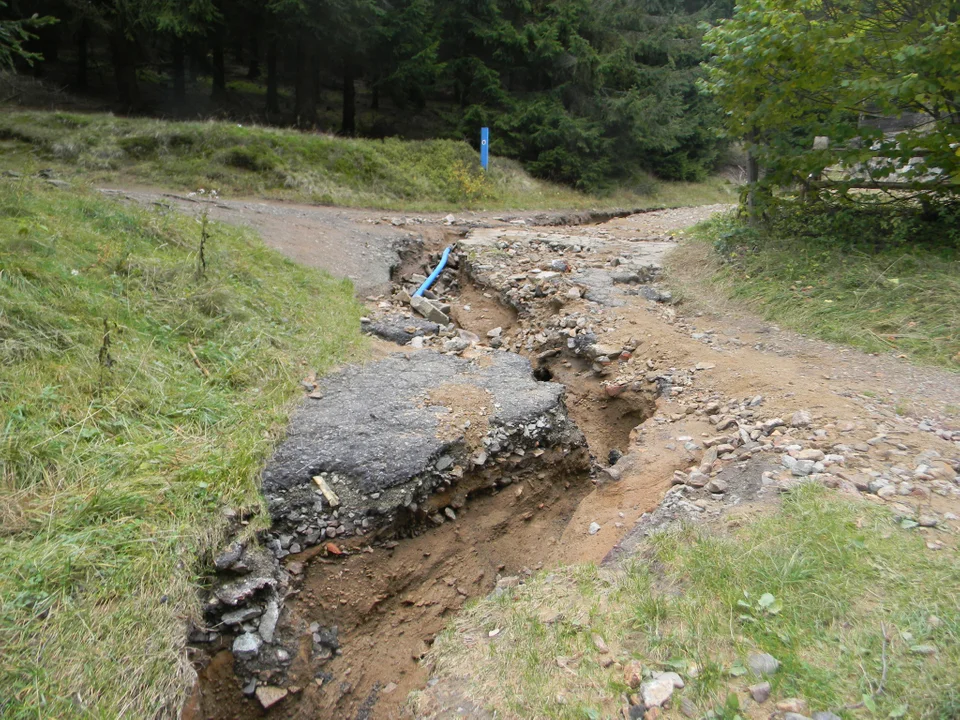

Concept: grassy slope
[[423, 486, 960, 719], [0, 179, 363, 718], [671, 209, 960, 369], [0, 110, 736, 211]]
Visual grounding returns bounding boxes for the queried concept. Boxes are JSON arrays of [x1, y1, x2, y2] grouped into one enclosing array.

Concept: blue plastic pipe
[[414, 246, 452, 297]]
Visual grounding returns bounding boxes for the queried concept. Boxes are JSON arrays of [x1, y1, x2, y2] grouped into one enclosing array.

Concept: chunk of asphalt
[[262, 350, 587, 538], [360, 313, 441, 345]]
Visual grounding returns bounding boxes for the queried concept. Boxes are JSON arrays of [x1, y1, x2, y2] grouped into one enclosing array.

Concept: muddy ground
[[127, 193, 960, 720]]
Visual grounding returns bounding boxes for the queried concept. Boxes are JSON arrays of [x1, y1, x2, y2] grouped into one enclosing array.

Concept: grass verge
[[0, 179, 363, 718], [0, 110, 736, 211], [422, 485, 960, 719], [669, 202, 960, 368]]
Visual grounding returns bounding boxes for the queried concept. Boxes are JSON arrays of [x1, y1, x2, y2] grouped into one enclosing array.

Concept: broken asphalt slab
[[262, 350, 588, 546], [360, 313, 442, 345]]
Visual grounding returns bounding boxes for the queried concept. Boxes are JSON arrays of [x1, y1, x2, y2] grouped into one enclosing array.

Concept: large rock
[[262, 351, 587, 542]]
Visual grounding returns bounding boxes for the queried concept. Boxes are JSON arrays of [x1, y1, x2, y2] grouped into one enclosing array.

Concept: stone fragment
[[659, 671, 684, 688], [762, 418, 785, 433], [214, 576, 276, 606], [623, 661, 644, 689], [259, 600, 280, 644], [232, 632, 262, 659], [255, 686, 288, 709], [705, 478, 728, 494], [640, 675, 675, 708], [591, 633, 610, 654], [213, 542, 245, 570], [588, 521, 601, 535], [749, 681, 771, 703], [410, 294, 450, 325], [747, 651, 780, 677], [777, 698, 808, 714], [790, 410, 812, 428], [221, 606, 264, 626]]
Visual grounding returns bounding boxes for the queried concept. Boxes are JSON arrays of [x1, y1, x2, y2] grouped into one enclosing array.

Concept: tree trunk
[[247, 33, 260, 80], [370, 76, 379, 110], [76, 19, 89, 89], [172, 37, 186, 100], [188, 40, 203, 81], [266, 39, 279, 113], [44, 26, 59, 63], [294, 31, 317, 126], [746, 135, 760, 223], [110, 28, 141, 109], [32, 24, 58, 76], [211, 28, 227, 100], [341, 63, 356, 135]]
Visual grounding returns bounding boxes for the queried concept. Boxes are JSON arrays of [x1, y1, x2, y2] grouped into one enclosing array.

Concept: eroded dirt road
[[100, 188, 626, 295], [144, 193, 960, 720]]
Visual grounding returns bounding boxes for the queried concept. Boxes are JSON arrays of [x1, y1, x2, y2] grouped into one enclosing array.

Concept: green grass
[[681, 203, 960, 368], [0, 178, 364, 718], [0, 110, 736, 211], [423, 486, 960, 719]]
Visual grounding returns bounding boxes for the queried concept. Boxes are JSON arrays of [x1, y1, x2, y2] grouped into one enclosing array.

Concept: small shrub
[[117, 134, 162, 159], [221, 145, 278, 172], [448, 160, 491, 202], [165, 132, 197, 149]]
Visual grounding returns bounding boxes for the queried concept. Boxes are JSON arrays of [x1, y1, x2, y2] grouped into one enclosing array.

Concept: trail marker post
[[480, 127, 489, 171]]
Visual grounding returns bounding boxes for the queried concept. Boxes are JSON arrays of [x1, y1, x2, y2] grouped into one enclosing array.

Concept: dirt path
[[150, 195, 959, 720], [100, 188, 632, 295]]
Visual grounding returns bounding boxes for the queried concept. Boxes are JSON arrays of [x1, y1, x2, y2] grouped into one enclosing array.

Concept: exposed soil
[[539, 356, 657, 462], [159, 197, 960, 720], [447, 280, 518, 338], [187, 447, 594, 720]]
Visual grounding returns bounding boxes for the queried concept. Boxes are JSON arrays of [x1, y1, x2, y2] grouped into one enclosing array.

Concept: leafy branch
[[0, 2, 57, 68]]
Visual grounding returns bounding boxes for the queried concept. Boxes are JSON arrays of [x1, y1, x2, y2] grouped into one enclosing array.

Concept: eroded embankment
[[182, 233, 670, 719]]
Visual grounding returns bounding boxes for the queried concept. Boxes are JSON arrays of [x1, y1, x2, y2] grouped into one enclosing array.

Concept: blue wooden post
[[480, 127, 489, 171]]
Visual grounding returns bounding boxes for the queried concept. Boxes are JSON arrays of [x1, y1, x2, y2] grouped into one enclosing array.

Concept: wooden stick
[[187, 344, 210, 377]]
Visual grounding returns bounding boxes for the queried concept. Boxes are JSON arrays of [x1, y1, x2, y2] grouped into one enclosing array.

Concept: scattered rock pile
[[191, 537, 342, 703]]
